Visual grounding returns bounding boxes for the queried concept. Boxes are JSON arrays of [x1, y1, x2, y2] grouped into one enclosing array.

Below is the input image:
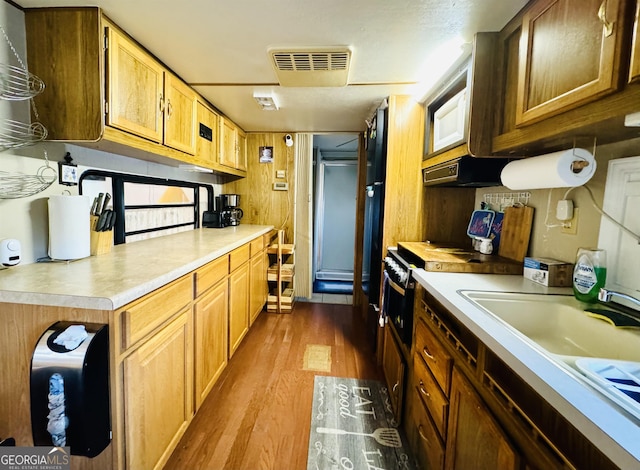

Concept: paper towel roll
[[48, 195, 91, 260], [500, 148, 596, 190]]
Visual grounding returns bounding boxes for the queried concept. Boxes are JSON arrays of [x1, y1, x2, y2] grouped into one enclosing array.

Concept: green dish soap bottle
[[572, 248, 607, 303]]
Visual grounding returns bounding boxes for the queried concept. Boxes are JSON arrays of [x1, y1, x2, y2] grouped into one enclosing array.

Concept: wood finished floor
[[165, 301, 383, 470]]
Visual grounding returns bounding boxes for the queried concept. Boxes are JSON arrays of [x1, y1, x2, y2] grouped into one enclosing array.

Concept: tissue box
[[523, 257, 573, 286]]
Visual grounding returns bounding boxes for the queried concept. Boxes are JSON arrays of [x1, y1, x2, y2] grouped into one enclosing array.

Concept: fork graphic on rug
[[316, 427, 402, 447]]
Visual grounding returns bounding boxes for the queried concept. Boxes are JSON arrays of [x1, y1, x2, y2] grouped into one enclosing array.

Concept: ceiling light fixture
[[253, 93, 279, 111]]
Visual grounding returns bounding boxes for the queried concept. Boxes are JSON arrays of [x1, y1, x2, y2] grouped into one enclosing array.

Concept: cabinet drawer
[[229, 244, 250, 272], [120, 275, 192, 350], [411, 389, 445, 470], [250, 237, 264, 257], [414, 353, 448, 439], [194, 255, 228, 298], [415, 317, 452, 394]]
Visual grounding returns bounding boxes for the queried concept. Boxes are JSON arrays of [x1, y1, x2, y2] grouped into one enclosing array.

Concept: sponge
[[585, 308, 640, 328]]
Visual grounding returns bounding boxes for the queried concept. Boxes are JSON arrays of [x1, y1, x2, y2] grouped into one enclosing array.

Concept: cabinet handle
[[392, 382, 399, 393], [166, 99, 173, 119], [418, 424, 429, 442], [598, 0, 614, 37], [422, 345, 435, 361], [419, 380, 430, 398], [159, 93, 165, 113]]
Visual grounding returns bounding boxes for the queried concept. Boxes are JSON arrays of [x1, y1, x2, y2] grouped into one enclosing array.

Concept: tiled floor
[[297, 293, 353, 305]]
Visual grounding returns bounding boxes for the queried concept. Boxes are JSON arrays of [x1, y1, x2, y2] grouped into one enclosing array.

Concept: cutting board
[[498, 205, 534, 262], [397, 242, 523, 274]]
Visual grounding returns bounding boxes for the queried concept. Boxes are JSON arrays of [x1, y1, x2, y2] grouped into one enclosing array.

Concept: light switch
[[276, 170, 286, 179]]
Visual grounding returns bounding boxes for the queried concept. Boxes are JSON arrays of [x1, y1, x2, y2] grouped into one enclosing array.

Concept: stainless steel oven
[[382, 247, 415, 346]]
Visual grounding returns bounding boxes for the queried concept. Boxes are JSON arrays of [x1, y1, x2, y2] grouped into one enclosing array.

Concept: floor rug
[[307, 376, 415, 470]]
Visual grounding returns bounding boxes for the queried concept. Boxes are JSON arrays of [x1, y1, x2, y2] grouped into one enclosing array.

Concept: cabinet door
[[194, 280, 228, 410], [630, 1, 640, 83], [229, 262, 250, 357], [219, 116, 238, 168], [445, 368, 519, 470], [236, 127, 247, 171], [164, 73, 197, 154], [382, 325, 405, 423], [123, 310, 193, 470], [106, 27, 164, 142], [195, 101, 219, 167], [249, 251, 266, 325], [515, 0, 625, 125]]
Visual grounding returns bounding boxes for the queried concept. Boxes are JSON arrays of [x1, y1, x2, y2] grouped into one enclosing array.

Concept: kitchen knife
[[90, 196, 99, 216], [94, 193, 104, 215], [96, 209, 109, 231], [102, 210, 115, 231], [101, 193, 111, 214]]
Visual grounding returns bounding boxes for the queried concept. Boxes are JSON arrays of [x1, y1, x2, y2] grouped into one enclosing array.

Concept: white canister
[[48, 195, 92, 260]]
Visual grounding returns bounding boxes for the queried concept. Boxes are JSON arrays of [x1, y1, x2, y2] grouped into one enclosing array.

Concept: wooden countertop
[[0, 225, 273, 310]]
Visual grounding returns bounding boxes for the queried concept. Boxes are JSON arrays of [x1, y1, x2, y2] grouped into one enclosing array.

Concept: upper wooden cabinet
[[515, 0, 627, 126], [492, 0, 640, 154], [106, 26, 164, 144], [25, 7, 243, 175], [195, 101, 219, 167], [163, 73, 198, 154], [107, 26, 198, 154], [219, 116, 247, 171]]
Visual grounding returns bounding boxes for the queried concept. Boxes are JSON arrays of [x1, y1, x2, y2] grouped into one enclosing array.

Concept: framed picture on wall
[[259, 146, 273, 163]]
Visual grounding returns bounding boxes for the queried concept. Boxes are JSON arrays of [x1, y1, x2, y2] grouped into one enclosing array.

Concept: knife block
[[90, 215, 113, 256]]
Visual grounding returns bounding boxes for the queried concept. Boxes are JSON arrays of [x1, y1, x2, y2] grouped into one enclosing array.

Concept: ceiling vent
[[269, 47, 352, 87]]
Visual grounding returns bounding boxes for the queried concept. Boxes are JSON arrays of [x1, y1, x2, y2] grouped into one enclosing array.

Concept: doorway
[[312, 134, 359, 294]]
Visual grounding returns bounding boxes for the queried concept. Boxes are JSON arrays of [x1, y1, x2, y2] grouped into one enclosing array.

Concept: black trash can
[[30, 321, 110, 457]]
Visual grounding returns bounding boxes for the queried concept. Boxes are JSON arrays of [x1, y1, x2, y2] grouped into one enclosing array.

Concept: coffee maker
[[220, 194, 243, 226]]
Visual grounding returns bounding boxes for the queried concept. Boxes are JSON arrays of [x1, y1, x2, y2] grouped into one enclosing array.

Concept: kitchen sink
[[459, 291, 640, 362], [460, 290, 640, 419]]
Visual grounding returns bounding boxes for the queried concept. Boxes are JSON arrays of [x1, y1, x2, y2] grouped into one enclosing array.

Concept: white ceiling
[[15, 0, 527, 135]]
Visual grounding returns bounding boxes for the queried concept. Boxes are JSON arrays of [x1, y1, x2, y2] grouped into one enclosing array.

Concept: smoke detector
[[269, 47, 352, 87]]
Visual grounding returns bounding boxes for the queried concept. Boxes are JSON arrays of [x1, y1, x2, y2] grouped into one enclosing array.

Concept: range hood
[[422, 156, 509, 187]]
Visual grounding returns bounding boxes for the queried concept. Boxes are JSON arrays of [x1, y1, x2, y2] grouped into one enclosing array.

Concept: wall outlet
[[561, 207, 579, 235], [273, 182, 288, 191]]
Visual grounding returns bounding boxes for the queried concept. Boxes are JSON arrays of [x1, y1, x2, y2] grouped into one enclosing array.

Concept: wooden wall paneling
[[423, 187, 476, 246], [0, 303, 113, 470], [225, 133, 295, 242], [381, 95, 426, 252]]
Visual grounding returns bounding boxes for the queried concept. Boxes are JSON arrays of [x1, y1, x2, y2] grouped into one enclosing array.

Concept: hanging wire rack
[[0, 119, 47, 152], [0, 149, 57, 199], [483, 192, 531, 211], [0, 24, 47, 151]]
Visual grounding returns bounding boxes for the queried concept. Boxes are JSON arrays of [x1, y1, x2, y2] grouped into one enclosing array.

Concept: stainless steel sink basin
[[459, 291, 640, 361]]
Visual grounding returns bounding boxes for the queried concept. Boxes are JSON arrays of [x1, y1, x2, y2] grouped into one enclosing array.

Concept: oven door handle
[[388, 278, 406, 296]]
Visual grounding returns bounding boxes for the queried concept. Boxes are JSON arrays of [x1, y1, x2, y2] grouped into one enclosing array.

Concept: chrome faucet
[[598, 288, 640, 310]]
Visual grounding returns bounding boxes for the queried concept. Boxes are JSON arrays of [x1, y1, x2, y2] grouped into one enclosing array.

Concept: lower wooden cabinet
[[445, 368, 519, 470], [194, 280, 228, 409], [229, 259, 250, 357], [407, 386, 445, 470], [123, 309, 193, 470], [382, 325, 405, 422]]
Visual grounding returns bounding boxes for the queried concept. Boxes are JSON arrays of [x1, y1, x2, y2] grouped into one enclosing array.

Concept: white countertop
[[0, 225, 273, 310], [412, 270, 640, 468]]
